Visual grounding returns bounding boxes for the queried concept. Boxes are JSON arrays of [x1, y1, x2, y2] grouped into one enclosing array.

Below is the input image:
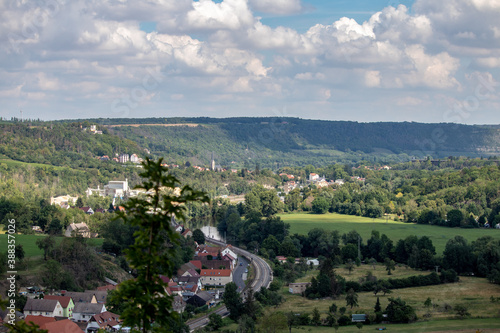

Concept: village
[[3, 228, 243, 333]]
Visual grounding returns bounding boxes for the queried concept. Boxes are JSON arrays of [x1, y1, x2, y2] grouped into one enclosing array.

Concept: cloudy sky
[[1, 0, 500, 124]]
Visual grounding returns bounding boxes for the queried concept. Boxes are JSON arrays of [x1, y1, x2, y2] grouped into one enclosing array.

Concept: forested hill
[[0, 122, 143, 168], [78, 117, 500, 167]]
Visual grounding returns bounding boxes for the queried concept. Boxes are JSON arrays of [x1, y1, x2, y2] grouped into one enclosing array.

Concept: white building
[[130, 154, 140, 163], [104, 179, 129, 197], [199, 269, 233, 287], [309, 173, 319, 182], [119, 154, 129, 163]]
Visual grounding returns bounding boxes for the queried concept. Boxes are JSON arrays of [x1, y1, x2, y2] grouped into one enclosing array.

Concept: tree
[[385, 258, 396, 275], [312, 197, 329, 214], [244, 288, 260, 321], [224, 282, 243, 320], [345, 259, 355, 275], [259, 312, 288, 333], [345, 288, 359, 309], [443, 236, 475, 274], [424, 297, 432, 308], [326, 313, 337, 327], [15, 244, 25, 263], [454, 304, 470, 318], [207, 313, 223, 331], [108, 158, 209, 333], [385, 297, 417, 323], [238, 314, 256, 333], [76, 197, 84, 208], [369, 258, 377, 270], [36, 236, 55, 261], [375, 297, 381, 313], [192, 229, 205, 244], [312, 307, 321, 326], [447, 209, 464, 227]]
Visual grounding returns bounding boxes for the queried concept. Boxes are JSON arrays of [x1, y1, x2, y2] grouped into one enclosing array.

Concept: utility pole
[[20, 110, 23, 121]]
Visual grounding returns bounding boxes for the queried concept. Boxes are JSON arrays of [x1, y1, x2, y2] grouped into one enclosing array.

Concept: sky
[[1, 0, 500, 124]]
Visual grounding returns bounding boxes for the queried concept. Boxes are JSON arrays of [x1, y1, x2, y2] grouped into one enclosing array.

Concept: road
[[187, 239, 272, 331], [233, 256, 250, 292]]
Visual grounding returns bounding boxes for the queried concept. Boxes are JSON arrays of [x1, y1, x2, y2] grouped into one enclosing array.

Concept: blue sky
[[1, 0, 499, 124]]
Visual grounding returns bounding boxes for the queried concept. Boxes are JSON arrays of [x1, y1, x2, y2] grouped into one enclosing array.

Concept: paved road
[[233, 256, 249, 292], [187, 239, 272, 331]]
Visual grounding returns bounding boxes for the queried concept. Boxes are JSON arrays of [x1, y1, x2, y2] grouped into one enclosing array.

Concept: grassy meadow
[[276, 275, 500, 319], [0, 234, 104, 258], [279, 212, 500, 254]]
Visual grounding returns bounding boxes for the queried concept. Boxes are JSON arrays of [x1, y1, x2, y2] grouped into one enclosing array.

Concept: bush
[[440, 269, 459, 283], [338, 315, 351, 326], [385, 297, 417, 323]]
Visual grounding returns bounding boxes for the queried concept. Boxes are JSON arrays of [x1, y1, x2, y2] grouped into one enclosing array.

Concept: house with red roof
[[200, 269, 233, 287], [96, 284, 116, 292], [24, 315, 56, 328], [181, 228, 193, 238], [43, 296, 74, 318], [43, 319, 84, 333], [189, 260, 202, 270], [26, 316, 83, 333], [86, 311, 121, 332]]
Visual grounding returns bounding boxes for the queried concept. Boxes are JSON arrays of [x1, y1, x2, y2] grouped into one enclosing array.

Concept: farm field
[[279, 212, 500, 254], [295, 263, 428, 284], [221, 317, 500, 332], [0, 234, 104, 258], [277, 276, 500, 319], [287, 318, 500, 332]]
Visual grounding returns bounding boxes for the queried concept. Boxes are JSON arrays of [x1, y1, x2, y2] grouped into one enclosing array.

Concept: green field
[[288, 318, 500, 332], [0, 234, 104, 257], [279, 213, 500, 254], [222, 317, 500, 332]]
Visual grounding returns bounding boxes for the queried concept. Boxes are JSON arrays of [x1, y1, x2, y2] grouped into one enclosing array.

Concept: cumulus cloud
[[0, 0, 499, 123], [249, 0, 303, 15]]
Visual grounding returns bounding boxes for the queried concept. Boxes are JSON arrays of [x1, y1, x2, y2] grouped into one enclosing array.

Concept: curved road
[[187, 239, 272, 331]]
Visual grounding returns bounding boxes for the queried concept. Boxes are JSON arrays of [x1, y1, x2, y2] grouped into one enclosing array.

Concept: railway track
[[187, 239, 272, 331]]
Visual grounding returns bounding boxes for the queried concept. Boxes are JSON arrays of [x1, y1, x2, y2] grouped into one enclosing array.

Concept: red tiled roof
[[159, 275, 170, 284], [200, 269, 231, 277], [96, 284, 116, 291], [189, 260, 202, 270], [91, 311, 120, 329], [43, 319, 83, 333], [44, 295, 72, 308], [25, 315, 57, 327]]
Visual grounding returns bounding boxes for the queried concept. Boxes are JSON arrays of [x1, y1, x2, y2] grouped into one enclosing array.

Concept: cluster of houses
[[162, 243, 239, 312], [4, 287, 121, 333], [2, 241, 239, 333]]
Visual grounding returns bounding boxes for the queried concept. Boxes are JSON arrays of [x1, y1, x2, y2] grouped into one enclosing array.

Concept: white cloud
[[365, 70, 381, 87], [0, 0, 499, 123], [249, 0, 303, 15], [403, 45, 460, 89], [185, 0, 254, 30], [475, 57, 500, 68]]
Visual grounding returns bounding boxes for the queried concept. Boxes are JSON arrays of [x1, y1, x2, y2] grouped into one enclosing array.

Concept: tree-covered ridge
[[89, 117, 500, 167], [0, 122, 143, 167]]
